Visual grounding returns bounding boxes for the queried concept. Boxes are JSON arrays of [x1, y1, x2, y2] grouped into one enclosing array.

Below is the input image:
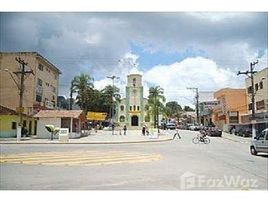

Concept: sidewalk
[[0, 130, 174, 144], [221, 131, 252, 144]]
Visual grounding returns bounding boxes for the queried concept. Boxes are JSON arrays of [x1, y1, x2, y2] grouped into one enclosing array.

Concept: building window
[[120, 105, 124, 111], [137, 106, 140, 111], [36, 94, 42, 102], [247, 86, 253, 94], [260, 81, 263, 89], [133, 105, 136, 111], [11, 122, 16, 130], [38, 64, 43, 71], [255, 83, 259, 91], [130, 106, 132, 111], [23, 120, 27, 127], [46, 82, 50, 87], [248, 103, 252, 111], [120, 116, 125, 122], [256, 100, 265, 110], [133, 78, 136, 87], [37, 78, 43, 86]]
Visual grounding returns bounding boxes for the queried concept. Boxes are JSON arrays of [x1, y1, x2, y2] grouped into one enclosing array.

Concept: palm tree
[[71, 73, 94, 112], [147, 86, 166, 128], [101, 85, 121, 119]]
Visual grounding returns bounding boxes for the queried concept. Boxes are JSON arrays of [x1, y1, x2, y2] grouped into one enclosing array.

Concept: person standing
[[123, 125, 127, 135], [112, 123, 115, 135], [142, 125, 146, 136]]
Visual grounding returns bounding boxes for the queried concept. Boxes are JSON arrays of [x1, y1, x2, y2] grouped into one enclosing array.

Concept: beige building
[[241, 67, 268, 131], [245, 67, 268, 114], [0, 52, 61, 136]]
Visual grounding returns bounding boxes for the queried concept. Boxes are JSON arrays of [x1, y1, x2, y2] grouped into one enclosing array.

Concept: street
[[0, 130, 267, 190]]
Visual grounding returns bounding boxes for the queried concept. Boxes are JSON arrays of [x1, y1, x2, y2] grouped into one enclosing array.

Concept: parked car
[[206, 127, 222, 137], [250, 128, 268, 155], [235, 127, 252, 137], [166, 122, 176, 130], [189, 124, 202, 131]]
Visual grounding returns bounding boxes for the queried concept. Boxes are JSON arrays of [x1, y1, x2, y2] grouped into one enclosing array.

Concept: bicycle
[[192, 134, 210, 144]]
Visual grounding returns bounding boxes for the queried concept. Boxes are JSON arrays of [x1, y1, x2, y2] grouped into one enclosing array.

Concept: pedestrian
[[145, 125, 149, 136], [142, 125, 146, 136], [173, 129, 181, 139], [112, 123, 115, 135], [123, 125, 127, 135]]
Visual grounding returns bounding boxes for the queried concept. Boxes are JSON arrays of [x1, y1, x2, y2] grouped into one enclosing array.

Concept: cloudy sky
[[1, 12, 267, 107]]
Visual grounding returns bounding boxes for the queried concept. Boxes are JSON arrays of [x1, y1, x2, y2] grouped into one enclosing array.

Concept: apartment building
[[241, 67, 268, 131], [0, 52, 61, 137]]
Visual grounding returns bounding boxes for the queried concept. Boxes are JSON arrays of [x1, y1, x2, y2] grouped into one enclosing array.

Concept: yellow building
[[0, 52, 61, 137], [0, 105, 35, 138], [213, 88, 247, 130]]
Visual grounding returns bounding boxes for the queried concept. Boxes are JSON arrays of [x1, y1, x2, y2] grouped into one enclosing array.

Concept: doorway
[[131, 115, 139, 126]]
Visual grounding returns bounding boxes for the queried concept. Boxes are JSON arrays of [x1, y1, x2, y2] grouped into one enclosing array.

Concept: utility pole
[[5, 57, 33, 141], [107, 75, 119, 130], [187, 87, 199, 124], [237, 60, 258, 138]]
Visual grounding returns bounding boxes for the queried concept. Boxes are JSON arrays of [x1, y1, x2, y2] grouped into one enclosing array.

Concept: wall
[[0, 115, 35, 138], [37, 118, 61, 139], [0, 115, 18, 138]]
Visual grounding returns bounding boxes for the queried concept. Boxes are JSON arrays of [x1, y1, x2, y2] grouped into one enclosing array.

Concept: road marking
[[0, 151, 162, 166]]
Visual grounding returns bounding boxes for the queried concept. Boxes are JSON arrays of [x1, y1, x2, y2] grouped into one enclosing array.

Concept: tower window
[[130, 106, 132, 111], [137, 106, 140, 111], [133, 105, 136, 111], [120, 105, 124, 111]]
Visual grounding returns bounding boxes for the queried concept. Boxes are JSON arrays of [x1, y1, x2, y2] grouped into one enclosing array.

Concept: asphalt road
[[1, 130, 267, 190]]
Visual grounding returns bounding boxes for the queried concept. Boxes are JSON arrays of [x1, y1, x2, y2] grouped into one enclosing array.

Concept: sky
[[0, 12, 267, 107]]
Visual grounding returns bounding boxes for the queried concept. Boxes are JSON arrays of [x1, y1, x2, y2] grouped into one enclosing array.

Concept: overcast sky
[[1, 12, 267, 107]]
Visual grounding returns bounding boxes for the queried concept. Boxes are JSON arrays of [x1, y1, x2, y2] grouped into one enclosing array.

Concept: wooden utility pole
[[9, 57, 33, 141], [237, 60, 258, 138]]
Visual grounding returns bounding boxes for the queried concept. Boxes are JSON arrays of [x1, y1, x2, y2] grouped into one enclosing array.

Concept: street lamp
[[106, 75, 119, 131]]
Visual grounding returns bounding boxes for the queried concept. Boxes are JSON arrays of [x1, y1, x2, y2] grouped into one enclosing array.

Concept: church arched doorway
[[131, 115, 139, 126]]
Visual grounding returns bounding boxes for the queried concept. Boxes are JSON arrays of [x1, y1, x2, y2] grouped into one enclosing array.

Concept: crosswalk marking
[[0, 151, 162, 166]]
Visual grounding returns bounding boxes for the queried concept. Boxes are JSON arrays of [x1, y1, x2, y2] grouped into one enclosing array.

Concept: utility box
[[59, 128, 69, 143]]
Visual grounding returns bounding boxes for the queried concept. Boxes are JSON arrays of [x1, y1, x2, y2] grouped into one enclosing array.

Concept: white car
[[250, 128, 268, 155]]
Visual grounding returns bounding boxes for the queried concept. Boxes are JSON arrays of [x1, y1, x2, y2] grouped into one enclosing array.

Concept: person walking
[[142, 125, 146, 136], [112, 123, 115, 135], [173, 129, 181, 139], [123, 125, 127, 135]]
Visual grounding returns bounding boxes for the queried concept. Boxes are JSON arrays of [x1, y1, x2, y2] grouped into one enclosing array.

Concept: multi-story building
[[0, 52, 61, 137], [213, 88, 247, 131], [241, 67, 268, 131]]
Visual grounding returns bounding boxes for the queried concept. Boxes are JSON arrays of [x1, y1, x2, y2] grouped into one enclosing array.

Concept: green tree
[[71, 73, 94, 112], [147, 86, 166, 128], [101, 85, 121, 119], [165, 101, 183, 118], [184, 105, 195, 112]]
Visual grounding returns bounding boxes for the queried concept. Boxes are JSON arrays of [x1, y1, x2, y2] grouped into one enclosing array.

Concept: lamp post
[[107, 75, 119, 128]]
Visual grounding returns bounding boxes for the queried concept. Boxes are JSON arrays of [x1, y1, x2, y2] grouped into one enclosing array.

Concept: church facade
[[116, 73, 152, 129]]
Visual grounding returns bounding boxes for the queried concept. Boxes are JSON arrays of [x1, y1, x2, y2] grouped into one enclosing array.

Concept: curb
[[0, 138, 173, 145]]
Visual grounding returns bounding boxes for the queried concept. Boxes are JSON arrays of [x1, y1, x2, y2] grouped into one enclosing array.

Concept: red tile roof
[[34, 110, 84, 118]]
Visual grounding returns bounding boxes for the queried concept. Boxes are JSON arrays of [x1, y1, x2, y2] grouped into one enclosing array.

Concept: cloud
[[0, 12, 267, 103], [143, 56, 242, 106]]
